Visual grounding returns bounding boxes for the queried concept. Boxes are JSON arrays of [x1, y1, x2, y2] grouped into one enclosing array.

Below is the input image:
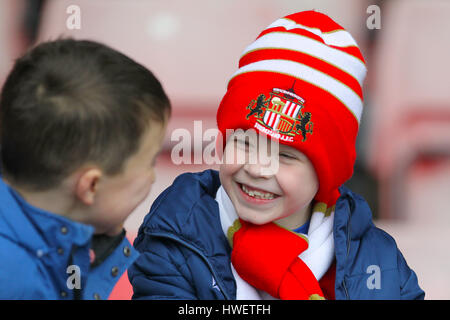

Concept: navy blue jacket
[[129, 170, 424, 300], [0, 178, 139, 299]]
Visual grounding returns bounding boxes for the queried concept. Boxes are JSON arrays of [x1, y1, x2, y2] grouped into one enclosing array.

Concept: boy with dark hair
[[129, 11, 424, 300], [0, 38, 170, 299]]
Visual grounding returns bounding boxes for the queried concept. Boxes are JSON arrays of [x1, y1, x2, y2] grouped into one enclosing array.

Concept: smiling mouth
[[238, 183, 280, 200]]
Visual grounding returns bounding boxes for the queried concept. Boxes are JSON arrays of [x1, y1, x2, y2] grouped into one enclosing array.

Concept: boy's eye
[[234, 137, 250, 147], [235, 136, 246, 143], [279, 153, 296, 160]]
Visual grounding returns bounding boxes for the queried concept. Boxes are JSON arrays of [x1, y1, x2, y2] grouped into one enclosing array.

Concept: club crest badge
[[246, 85, 313, 142]]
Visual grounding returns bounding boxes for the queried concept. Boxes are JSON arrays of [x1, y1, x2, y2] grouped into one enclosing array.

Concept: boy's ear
[[75, 168, 103, 206]]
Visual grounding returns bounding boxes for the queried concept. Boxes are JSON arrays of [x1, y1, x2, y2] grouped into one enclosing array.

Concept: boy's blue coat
[[0, 179, 139, 299], [129, 170, 424, 300]]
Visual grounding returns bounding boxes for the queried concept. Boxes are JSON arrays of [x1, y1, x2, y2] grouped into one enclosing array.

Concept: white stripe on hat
[[283, 104, 288, 117], [268, 111, 276, 127], [282, 101, 290, 114], [231, 59, 363, 122], [265, 18, 359, 48], [292, 104, 301, 118], [242, 32, 366, 86], [263, 110, 270, 123], [272, 114, 281, 129], [285, 103, 293, 117]]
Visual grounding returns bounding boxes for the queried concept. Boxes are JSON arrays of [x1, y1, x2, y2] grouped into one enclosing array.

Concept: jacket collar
[[142, 170, 222, 242], [335, 185, 374, 241], [333, 184, 375, 270], [333, 185, 375, 298], [142, 170, 235, 299], [0, 179, 94, 255]]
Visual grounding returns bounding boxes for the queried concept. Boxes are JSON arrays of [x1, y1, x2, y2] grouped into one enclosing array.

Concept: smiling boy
[[219, 133, 318, 230], [129, 11, 424, 300]]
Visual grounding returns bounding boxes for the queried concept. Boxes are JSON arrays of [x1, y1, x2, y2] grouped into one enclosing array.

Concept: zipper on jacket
[[342, 276, 350, 300], [342, 200, 353, 300], [149, 232, 232, 300]]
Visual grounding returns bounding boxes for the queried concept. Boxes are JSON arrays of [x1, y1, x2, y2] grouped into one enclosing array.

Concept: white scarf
[[215, 185, 335, 300]]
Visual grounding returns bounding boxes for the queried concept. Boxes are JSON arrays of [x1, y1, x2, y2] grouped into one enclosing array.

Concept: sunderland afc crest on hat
[[217, 10, 367, 206], [246, 83, 313, 142]]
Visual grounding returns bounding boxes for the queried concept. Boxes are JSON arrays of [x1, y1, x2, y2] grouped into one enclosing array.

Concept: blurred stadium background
[[1, 0, 449, 299]]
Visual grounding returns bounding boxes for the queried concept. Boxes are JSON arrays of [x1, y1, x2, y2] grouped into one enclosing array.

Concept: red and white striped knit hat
[[217, 11, 367, 206]]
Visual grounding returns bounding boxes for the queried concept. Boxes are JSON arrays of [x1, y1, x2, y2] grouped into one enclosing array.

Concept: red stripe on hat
[[284, 11, 345, 33], [223, 71, 359, 143], [218, 11, 366, 206], [258, 27, 326, 44], [329, 45, 366, 64], [218, 72, 358, 206], [239, 49, 363, 100]]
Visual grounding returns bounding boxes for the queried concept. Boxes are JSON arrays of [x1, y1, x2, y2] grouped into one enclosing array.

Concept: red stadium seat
[[367, 0, 450, 219], [0, 0, 31, 87]]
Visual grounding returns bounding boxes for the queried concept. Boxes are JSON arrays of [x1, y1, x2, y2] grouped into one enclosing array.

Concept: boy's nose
[[243, 160, 277, 179]]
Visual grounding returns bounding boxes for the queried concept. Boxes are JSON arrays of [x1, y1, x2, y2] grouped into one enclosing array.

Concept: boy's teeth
[[241, 184, 275, 200]]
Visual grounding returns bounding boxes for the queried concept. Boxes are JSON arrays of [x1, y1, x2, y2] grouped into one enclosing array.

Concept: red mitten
[[230, 219, 324, 300]]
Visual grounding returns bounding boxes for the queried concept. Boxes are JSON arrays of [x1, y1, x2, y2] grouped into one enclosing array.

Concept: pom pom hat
[[217, 11, 367, 206]]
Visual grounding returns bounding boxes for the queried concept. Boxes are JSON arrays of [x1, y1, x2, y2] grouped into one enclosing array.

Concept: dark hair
[[0, 38, 170, 190]]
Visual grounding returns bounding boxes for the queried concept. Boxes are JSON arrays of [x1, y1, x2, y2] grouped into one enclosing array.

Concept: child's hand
[[229, 219, 324, 299]]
